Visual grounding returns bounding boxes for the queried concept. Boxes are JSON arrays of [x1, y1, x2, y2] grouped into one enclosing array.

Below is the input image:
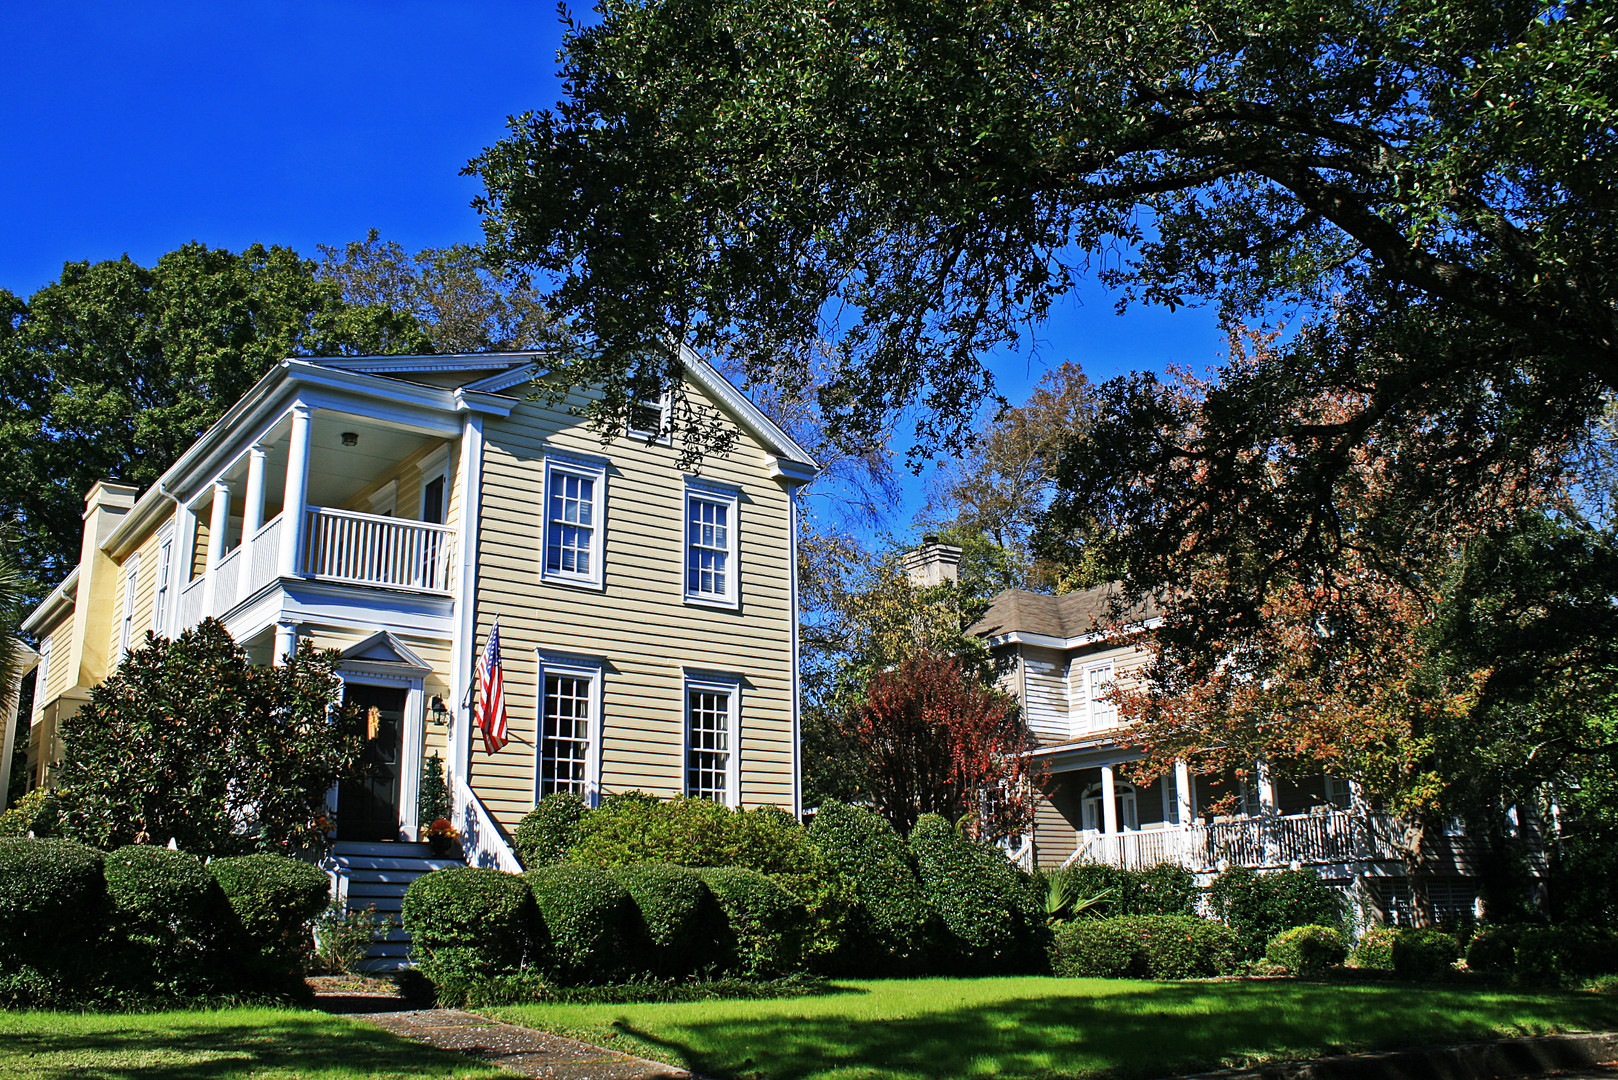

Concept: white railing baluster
[[299, 505, 456, 595]]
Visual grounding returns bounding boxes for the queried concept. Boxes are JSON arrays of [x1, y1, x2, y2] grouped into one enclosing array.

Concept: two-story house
[[955, 560, 1495, 926], [9, 349, 816, 962]]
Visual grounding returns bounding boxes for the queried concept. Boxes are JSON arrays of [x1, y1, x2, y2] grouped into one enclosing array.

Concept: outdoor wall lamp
[[341, 431, 359, 447], [429, 695, 449, 726]]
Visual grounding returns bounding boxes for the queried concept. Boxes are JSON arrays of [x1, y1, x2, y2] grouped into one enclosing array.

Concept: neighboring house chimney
[[902, 534, 963, 588]]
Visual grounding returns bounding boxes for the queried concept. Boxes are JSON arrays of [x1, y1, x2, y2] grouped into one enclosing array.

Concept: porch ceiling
[[224, 412, 442, 513]]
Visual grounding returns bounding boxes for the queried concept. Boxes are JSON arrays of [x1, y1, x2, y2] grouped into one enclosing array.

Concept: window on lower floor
[[538, 669, 595, 799], [685, 676, 738, 804]]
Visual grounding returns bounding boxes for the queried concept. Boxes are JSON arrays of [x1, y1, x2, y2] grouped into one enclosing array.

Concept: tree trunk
[[1396, 817, 1438, 928]]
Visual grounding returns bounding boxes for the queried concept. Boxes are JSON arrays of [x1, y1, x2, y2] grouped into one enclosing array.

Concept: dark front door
[[337, 683, 409, 842]]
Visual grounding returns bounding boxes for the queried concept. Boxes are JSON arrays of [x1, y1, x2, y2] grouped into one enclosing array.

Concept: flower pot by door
[[337, 683, 409, 842]]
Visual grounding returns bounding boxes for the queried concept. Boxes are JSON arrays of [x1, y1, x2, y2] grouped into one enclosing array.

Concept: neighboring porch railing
[[303, 507, 455, 593], [1065, 810, 1400, 873]]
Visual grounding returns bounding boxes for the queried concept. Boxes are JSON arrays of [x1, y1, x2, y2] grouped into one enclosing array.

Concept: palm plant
[[1043, 869, 1114, 926]]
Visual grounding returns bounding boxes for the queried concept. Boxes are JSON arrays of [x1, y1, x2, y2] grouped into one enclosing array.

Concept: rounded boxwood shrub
[[1478, 926, 1618, 988], [612, 863, 725, 978], [526, 863, 638, 984], [1465, 925, 1527, 976], [806, 800, 931, 974], [1207, 866, 1346, 958], [1391, 927, 1461, 980], [104, 844, 225, 991], [1267, 924, 1348, 976], [209, 853, 330, 979], [403, 867, 540, 1005], [1350, 925, 1398, 970], [908, 814, 1045, 974], [514, 792, 591, 867], [696, 866, 809, 977], [0, 837, 108, 1006], [1050, 915, 1238, 979]]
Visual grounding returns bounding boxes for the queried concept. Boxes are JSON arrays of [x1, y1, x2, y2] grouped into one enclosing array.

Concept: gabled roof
[[967, 582, 1160, 648]]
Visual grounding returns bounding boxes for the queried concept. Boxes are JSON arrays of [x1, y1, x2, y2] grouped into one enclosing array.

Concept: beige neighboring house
[[10, 350, 816, 964], [954, 563, 1497, 925]]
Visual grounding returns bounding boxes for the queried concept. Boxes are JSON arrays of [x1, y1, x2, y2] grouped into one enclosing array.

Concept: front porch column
[[1256, 758, 1279, 816], [1175, 759, 1194, 825], [277, 404, 313, 580], [237, 444, 268, 604], [1100, 762, 1120, 835], [273, 621, 298, 666], [201, 480, 232, 616]]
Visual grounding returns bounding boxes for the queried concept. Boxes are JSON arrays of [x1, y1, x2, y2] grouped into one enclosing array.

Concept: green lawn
[[491, 976, 1618, 1080], [0, 1008, 506, 1080]]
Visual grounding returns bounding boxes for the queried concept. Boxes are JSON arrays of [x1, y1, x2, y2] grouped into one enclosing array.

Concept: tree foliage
[[846, 652, 1035, 837], [469, 0, 1618, 471], [54, 619, 357, 855], [0, 243, 430, 594]]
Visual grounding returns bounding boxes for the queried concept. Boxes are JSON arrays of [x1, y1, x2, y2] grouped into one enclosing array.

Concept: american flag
[[475, 620, 508, 755]]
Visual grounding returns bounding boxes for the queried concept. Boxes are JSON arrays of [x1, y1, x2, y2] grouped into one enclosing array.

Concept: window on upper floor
[[541, 458, 606, 589], [1078, 660, 1117, 734], [152, 535, 172, 637], [117, 553, 142, 662], [685, 482, 739, 608], [627, 390, 671, 443], [685, 673, 739, 805]]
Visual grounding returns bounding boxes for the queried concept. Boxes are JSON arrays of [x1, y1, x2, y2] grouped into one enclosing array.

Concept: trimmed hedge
[[514, 792, 590, 867], [908, 814, 1045, 974], [613, 863, 725, 978], [526, 863, 637, 985], [805, 800, 931, 974], [1267, 924, 1347, 976], [697, 866, 808, 978], [0, 837, 108, 1006], [1058, 862, 1198, 918], [104, 845, 224, 992], [209, 853, 330, 981], [1391, 927, 1461, 980], [403, 866, 538, 1001], [1350, 925, 1397, 970], [1467, 925, 1618, 987], [1050, 915, 1239, 979], [1207, 866, 1346, 958]]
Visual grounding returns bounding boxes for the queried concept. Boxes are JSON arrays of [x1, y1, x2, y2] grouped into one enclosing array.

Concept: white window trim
[[683, 670, 741, 807], [418, 444, 453, 523], [32, 637, 52, 721], [535, 651, 605, 806], [152, 530, 173, 638], [117, 553, 142, 662], [1077, 660, 1117, 736], [626, 390, 673, 445], [540, 457, 608, 590], [367, 479, 398, 518], [683, 480, 740, 609]]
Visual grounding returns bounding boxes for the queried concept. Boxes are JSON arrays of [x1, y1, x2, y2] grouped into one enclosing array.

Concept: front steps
[[324, 840, 464, 971]]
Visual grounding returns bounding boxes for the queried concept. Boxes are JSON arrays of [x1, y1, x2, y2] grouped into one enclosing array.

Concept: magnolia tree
[[55, 619, 359, 855], [847, 652, 1037, 838]]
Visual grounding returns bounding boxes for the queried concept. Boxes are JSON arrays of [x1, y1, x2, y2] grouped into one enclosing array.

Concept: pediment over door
[[338, 630, 432, 679]]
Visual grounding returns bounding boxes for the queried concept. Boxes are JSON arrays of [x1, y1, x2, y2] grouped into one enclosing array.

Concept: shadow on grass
[[611, 980, 1618, 1080], [0, 1011, 500, 1080]]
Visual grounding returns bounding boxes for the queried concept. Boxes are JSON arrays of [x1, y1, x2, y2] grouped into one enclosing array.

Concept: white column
[[1256, 759, 1280, 816], [1175, 759, 1194, 826], [1100, 762, 1120, 835], [278, 405, 313, 580], [201, 480, 231, 616], [274, 622, 298, 667], [0, 648, 37, 811], [238, 445, 268, 604]]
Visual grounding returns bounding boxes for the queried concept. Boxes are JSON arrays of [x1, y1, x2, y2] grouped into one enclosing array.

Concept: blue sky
[[0, 3, 1225, 534]]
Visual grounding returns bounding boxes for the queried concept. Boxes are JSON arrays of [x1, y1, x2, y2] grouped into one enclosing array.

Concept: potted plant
[[422, 817, 459, 857]]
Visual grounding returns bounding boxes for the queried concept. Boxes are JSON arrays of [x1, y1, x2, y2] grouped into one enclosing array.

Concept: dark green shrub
[[1050, 915, 1238, 979], [209, 853, 330, 980], [1465, 925, 1528, 976], [1468, 926, 1618, 988], [104, 844, 225, 992], [1351, 925, 1398, 970], [908, 814, 1045, 973], [417, 751, 451, 826], [1267, 924, 1348, 976], [0, 837, 108, 1006], [402, 866, 538, 1002], [526, 863, 638, 985], [696, 866, 809, 977], [613, 863, 725, 978], [515, 792, 591, 867], [0, 789, 59, 837], [1207, 866, 1346, 957], [805, 800, 931, 974], [1055, 862, 1196, 918], [1391, 927, 1461, 980]]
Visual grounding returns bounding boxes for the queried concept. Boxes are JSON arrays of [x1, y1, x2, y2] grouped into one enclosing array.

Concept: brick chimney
[[902, 534, 963, 588]]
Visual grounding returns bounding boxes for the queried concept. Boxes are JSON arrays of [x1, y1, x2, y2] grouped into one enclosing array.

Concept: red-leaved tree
[[848, 652, 1037, 837]]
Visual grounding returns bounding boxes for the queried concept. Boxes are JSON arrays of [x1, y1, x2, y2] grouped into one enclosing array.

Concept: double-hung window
[[684, 673, 739, 805], [117, 554, 141, 661], [541, 457, 606, 589], [1079, 660, 1117, 734], [684, 482, 739, 607], [535, 653, 603, 802], [152, 535, 172, 637]]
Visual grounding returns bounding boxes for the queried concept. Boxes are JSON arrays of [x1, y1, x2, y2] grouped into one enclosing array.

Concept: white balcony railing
[[303, 506, 455, 593], [1065, 810, 1400, 873], [244, 515, 282, 598]]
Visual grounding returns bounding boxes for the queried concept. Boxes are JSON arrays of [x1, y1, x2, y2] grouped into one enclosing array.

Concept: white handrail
[[450, 771, 522, 873], [303, 506, 455, 593]]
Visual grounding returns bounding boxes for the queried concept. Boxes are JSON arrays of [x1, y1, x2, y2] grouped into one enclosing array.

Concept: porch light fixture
[[340, 431, 359, 447], [429, 695, 449, 726]]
